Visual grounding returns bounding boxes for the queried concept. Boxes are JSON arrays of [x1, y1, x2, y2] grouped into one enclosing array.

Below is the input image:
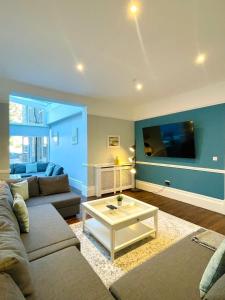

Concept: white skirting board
[[69, 177, 95, 197], [136, 180, 225, 215]]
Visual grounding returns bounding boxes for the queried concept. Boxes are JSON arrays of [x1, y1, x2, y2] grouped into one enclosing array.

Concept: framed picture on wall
[[107, 135, 120, 148], [72, 128, 78, 145]]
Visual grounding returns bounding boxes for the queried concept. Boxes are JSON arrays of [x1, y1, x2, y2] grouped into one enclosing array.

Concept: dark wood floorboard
[[66, 189, 225, 235]]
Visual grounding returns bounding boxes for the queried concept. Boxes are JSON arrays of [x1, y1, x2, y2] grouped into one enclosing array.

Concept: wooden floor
[[67, 189, 225, 235]]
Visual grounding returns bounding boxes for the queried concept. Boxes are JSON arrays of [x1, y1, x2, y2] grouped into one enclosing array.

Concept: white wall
[[88, 115, 134, 187], [0, 77, 133, 120], [133, 80, 225, 120], [0, 102, 9, 178]]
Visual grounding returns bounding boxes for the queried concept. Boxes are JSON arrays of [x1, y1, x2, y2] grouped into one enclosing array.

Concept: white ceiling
[[0, 0, 225, 108]]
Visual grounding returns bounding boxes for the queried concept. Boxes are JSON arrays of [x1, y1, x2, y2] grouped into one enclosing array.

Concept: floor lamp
[[129, 144, 141, 192]]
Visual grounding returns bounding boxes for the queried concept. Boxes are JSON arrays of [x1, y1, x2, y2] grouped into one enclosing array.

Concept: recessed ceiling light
[[128, 1, 141, 17], [135, 82, 143, 91], [76, 63, 84, 72], [195, 53, 207, 65]]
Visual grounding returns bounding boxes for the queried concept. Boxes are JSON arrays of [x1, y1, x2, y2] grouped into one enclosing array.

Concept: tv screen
[[142, 121, 196, 158]]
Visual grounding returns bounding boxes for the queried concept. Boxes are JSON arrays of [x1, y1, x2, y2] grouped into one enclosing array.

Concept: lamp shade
[[129, 145, 135, 153]]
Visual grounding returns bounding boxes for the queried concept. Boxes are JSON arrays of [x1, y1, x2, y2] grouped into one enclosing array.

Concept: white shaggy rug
[[70, 211, 200, 287]]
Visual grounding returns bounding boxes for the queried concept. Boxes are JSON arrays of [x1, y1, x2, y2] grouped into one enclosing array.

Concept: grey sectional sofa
[[1, 178, 223, 300], [0, 182, 114, 300], [10, 175, 80, 218], [10, 162, 64, 178]]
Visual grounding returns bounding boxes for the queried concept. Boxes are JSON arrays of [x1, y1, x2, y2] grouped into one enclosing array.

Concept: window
[[9, 101, 46, 126], [9, 102, 26, 124], [9, 136, 48, 164]]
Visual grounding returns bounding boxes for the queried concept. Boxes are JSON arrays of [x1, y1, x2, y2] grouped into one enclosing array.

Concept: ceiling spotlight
[[76, 63, 84, 72], [195, 53, 207, 65], [129, 1, 140, 17], [135, 82, 143, 91]]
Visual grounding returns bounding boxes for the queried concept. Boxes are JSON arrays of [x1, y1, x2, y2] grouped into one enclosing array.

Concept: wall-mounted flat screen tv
[[142, 121, 196, 158]]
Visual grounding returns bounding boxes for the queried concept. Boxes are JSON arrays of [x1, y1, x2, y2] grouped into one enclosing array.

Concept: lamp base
[[130, 187, 141, 192]]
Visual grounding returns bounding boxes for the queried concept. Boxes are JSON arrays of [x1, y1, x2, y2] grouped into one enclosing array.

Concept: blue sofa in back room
[[10, 162, 64, 178]]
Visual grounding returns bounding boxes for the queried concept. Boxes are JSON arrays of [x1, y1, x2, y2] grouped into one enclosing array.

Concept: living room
[[0, 1, 225, 300]]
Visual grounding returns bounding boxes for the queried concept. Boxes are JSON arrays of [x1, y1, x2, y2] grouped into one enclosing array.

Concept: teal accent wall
[[135, 104, 225, 200]]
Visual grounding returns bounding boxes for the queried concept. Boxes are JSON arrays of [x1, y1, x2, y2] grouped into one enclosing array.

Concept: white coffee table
[[82, 194, 158, 261]]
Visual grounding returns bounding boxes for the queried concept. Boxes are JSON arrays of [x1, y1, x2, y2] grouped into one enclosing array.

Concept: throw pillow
[[0, 273, 25, 300], [0, 220, 33, 296], [13, 193, 29, 233], [52, 165, 64, 176], [45, 163, 55, 176], [200, 238, 225, 298], [39, 174, 70, 196], [27, 176, 39, 197], [37, 162, 48, 172], [10, 181, 29, 200], [25, 163, 37, 174]]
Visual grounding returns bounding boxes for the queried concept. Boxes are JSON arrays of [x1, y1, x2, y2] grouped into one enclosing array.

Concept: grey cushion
[[38, 174, 70, 196], [26, 191, 80, 209], [23, 172, 45, 178], [0, 273, 25, 300], [20, 204, 79, 260], [0, 182, 20, 233], [52, 164, 64, 176], [45, 162, 55, 176], [27, 176, 39, 197], [200, 238, 225, 297], [28, 246, 114, 300], [203, 274, 225, 300], [37, 162, 48, 172], [0, 220, 33, 296], [110, 230, 213, 300], [14, 164, 26, 174], [28, 237, 80, 261]]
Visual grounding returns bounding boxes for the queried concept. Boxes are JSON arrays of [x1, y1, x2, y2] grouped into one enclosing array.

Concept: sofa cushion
[[37, 162, 48, 172], [0, 273, 25, 300], [28, 246, 114, 300], [10, 164, 15, 174], [27, 176, 39, 197], [26, 191, 80, 209], [45, 163, 55, 176], [200, 238, 225, 298], [38, 174, 70, 196], [22, 172, 45, 178], [203, 274, 225, 300], [13, 193, 29, 233], [0, 182, 20, 233], [20, 204, 79, 260], [110, 230, 213, 300], [52, 164, 64, 176], [11, 180, 29, 200], [14, 164, 26, 174], [0, 220, 33, 296], [26, 163, 37, 174]]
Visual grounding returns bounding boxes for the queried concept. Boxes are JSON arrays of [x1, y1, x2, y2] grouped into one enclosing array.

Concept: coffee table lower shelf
[[84, 218, 155, 259]]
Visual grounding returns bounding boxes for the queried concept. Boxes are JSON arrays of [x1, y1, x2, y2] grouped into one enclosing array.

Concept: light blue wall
[[47, 104, 82, 124], [10, 124, 49, 137], [49, 109, 87, 189], [135, 104, 225, 200]]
